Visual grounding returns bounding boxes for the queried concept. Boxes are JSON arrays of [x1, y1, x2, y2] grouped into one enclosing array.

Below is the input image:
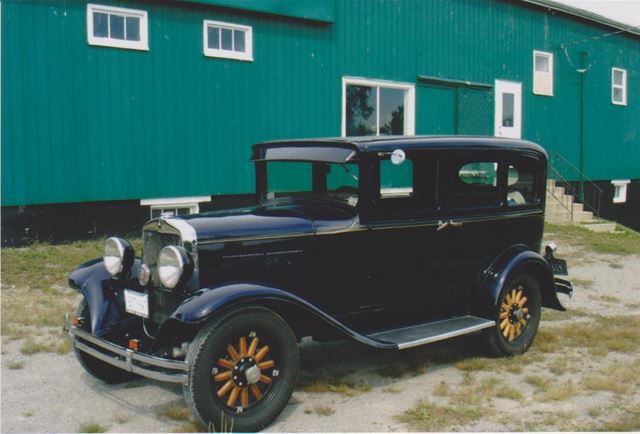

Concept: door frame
[[494, 80, 522, 139]]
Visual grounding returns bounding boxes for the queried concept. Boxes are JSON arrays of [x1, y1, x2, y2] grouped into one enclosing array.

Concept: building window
[[612, 180, 630, 203], [140, 196, 211, 219], [612, 68, 627, 106], [203, 20, 253, 61], [533, 51, 553, 96], [342, 78, 415, 137], [87, 4, 148, 51]]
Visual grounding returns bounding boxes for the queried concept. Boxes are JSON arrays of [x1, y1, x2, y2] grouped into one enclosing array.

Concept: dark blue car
[[65, 136, 572, 431]]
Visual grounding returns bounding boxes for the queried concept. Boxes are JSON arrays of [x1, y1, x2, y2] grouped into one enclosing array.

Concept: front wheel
[[484, 272, 542, 357], [183, 307, 299, 432]]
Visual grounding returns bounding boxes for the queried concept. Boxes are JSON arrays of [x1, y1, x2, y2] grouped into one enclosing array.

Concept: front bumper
[[63, 314, 188, 384]]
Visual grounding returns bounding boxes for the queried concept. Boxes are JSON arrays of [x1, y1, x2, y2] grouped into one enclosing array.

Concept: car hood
[[178, 199, 357, 242]]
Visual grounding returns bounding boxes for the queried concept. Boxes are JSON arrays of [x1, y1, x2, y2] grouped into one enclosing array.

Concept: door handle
[[437, 220, 463, 231]]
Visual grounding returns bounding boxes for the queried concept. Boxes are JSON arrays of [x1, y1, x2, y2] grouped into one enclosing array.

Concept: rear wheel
[[183, 307, 299, 432], [73, 300, 137, 383], [485, 272, 541, 357]]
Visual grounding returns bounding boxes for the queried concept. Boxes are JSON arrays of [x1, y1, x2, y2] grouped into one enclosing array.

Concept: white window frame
[[87, 4, 149, 51], [533, 50, 554, 96], [611, 180, 630, 203], [612, 68, 627, 106], [341, 77, 415, 137], [203, 20, 253, 61], [140, 196, 210, 219]]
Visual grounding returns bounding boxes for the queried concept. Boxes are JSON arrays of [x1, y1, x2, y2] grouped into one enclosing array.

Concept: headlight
[[104, 237, 134, 277], [158, 245, 193, 289]]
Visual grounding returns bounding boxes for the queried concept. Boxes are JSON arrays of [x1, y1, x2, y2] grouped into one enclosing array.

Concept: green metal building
[[2, 0, 639, 239]]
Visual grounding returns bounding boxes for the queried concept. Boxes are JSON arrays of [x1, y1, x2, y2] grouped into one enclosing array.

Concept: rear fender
[[68, 258, 142, 335], [168, 283, 396, 349], [477, 245, 564, 317]]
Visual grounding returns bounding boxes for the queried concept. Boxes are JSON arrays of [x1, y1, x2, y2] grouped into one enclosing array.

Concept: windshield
[[265, 161, 359, 207]]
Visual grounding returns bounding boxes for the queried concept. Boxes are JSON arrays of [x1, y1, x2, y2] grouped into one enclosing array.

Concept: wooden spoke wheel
[[212, 332, 278, 411], [183, 307, 299, 432], [499, 285, 530, 342], [485, 273, 541, 357]]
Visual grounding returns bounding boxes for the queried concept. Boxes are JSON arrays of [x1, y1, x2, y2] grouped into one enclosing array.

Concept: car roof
[[252, 135, 547, 159]]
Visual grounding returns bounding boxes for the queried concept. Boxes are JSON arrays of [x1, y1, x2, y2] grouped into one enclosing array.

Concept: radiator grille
[[142, 230, 182, 287]]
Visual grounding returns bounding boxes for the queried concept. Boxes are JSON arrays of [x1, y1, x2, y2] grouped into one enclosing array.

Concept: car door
[[430, 150, 510, 315]]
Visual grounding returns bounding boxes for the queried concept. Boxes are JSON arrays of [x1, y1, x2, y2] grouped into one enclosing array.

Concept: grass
[[20, 337, 71, 355], [454, 357, 488, 372], [77, 422, 108, 433], [396, 400, 482, 431], [544, 223, 640, 255], [535, 380, 577, 402], [7, 361, 24, 369], [305, 405, 335, 416], [571, 277, 594, 288], [158, 403, 191, 421], [301, 376, 372, 396], [383, 386, 402, 394], [525, 375, 551, 390], [113, 414, 130, 424], [581, 361, 640, 395], [23, 410, 34, 417], [535, 314, 640, 357]]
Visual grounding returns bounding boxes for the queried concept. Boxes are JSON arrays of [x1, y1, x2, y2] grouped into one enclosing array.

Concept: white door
[[494, 80, 522, 139]]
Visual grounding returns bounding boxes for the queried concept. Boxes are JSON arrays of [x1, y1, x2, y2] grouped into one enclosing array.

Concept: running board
[[368, 315, 495, 350]]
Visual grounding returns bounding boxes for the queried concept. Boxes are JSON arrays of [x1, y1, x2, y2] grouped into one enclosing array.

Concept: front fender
[[477, 245, 564, 317], [68, 258, 142, 335], [168, 283, 396, 349]]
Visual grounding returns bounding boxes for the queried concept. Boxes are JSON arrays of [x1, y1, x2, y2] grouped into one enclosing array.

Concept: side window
[[449, 161, 500, 210], [87, 4, 148, 51], [507, 163, 538, 206], [380, 158, 413, 197]]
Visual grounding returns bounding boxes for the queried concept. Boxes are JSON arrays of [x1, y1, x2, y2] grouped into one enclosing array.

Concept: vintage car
[[64, 136, 572, 431]]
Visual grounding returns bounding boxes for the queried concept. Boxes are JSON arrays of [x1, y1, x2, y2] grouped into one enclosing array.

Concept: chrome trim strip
[[66, 322, 188, 384]]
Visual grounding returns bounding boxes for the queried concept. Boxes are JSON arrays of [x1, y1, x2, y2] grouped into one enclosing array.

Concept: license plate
[[548, 257, 568, 276], [124, 289, 149, 318]]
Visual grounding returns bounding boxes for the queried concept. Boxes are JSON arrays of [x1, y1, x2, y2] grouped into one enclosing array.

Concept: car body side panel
[[170, 283, 397, 349]]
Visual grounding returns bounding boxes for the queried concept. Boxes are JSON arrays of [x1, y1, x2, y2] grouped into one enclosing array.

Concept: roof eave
[[520, 0, 640, 37]]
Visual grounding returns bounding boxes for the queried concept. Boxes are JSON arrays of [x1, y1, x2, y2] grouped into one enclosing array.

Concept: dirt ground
[[2, 239, 639, 432]]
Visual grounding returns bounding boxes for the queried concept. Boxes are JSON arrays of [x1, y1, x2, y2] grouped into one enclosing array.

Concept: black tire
[[183, 306, 299, 433], [484, 272, 542, 357], [73, 300, 137, 384]]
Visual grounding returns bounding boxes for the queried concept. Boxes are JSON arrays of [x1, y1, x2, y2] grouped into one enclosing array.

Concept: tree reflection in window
[[346, 84, 405, 136]]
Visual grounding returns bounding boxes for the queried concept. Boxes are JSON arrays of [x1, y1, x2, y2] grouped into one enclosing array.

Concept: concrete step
[[582, 222, 617, 233], [545, 212, 573, 223], [545, 200, 583, 214], [572, 210, 594, 223]]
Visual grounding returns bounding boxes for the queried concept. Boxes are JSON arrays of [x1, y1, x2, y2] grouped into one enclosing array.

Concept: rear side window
[[507, 163, 538, 206], [449, 161, 500, 210]]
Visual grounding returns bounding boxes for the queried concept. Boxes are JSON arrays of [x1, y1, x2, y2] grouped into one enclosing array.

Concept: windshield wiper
[[340, 164, 359, 182]]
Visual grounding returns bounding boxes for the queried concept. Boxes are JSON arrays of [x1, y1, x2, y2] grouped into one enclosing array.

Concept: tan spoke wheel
[[499, 285, 530, 342], [212, 332, 277, 411]]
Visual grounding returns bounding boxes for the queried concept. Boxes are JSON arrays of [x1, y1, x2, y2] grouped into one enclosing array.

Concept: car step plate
[[368, 315, 495, 350]]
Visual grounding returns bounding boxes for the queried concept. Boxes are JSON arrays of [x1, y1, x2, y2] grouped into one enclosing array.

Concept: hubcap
[[212, 333, 276, 410], [499, 285, 529, 342]]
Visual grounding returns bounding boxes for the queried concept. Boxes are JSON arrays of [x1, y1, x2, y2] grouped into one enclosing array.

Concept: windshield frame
[[255, 159, 363, 208]]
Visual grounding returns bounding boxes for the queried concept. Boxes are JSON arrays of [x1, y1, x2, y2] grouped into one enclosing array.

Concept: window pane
[[93, 12, 108, 37], [110, 14, 125, 40], [459, 162, 497, 187], [502, 93, 515, 127], [507, 164, 537, 206], [613, 87, 623, 102], [125, 16, 140, 41], [267, 162, 312, 194], [177, 207, 191, 216], [380, 158, 413, 196], [379, 88, 405, 135], [535, 54, 550, 73], [613, 70, 624, 86], [221, 28, 233, 50], [345, 85, 377, 136], [233, 29, 245, 53], [208, 26, 220, 49]]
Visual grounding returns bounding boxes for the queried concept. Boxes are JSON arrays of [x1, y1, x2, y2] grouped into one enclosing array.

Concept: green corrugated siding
[[2, 0, 639, 206]]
